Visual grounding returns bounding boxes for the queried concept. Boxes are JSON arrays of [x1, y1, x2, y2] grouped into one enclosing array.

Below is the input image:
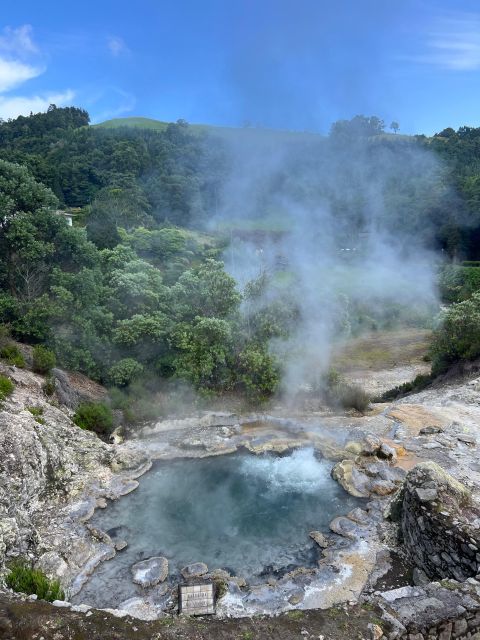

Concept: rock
[[412, 567, 429, 586], [52, 600, 71, 607], [114, 540, 128, 551], [362, 434, 382, 455], [309, 531, 329, 547], [131, 556, 168, 587], [367, 622, 383, 639], [457, 434, 476, 445], [331, 460, 370, 497], [347, 508, 370, 525], [422, 442, 443, 449], [288, 589, 304, 605], [35, 551, 69, 580], [71, 603, 91, 613], [378, 443, 397, 461], [181, 562, 208, 579], [415, 487, 438, 502], [370, 480, 398, 496], [420, 426, 442, 435], [329, 516, 357, 540]]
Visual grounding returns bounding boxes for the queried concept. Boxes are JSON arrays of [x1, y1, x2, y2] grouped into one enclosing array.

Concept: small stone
[[96, 497, 107, 509], [347, 507, 370, 525], [457, 434, 476, 445], [288, 590, 304, 605], [422, 442, 442, 449], [115, 540, 128, 551], [309, 531, 329, 547], [131, 556, 168, 587], [420, 426, 442, 435], [52, 600, 71, 607], [71, 604, 91, 613], [379, 443, 397, 461], [27, 594, 38, 601], [415, 487, 438, 502], [367, 623, 383, 639], [181, 562, 208, 579]]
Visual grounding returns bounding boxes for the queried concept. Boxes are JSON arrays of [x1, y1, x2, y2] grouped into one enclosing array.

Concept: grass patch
[[0, 344, 25, 367], [286, 610, 304, 620], [27, 406, 43, 417], [6, 559, 64, 602], [27, 406, 45, 424], [0, 374, 14, 402]]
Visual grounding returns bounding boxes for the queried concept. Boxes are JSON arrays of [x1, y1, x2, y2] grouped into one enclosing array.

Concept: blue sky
[[1, 1, 480, 134]]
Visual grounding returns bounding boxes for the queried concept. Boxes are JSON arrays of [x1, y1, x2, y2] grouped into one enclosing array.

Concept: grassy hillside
[[95, 116, 324, 141]]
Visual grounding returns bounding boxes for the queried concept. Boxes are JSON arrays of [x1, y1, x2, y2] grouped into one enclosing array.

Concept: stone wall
[[374, 580, 480, 639], [401, 461, 480, 581]]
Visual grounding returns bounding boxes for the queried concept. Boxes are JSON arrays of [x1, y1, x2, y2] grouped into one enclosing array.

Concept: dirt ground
[[0, 595, 385, 640], [333, 328, 431, 395]]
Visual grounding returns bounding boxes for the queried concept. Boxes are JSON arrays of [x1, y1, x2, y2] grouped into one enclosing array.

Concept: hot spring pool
[[75, 448, 360, 607]]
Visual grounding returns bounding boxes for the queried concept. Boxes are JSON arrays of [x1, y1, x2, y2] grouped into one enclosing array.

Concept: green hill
[[94, 116, 323, 140]]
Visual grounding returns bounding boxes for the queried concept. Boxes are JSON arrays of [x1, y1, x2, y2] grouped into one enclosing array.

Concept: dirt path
[[0, 595, 383, 640]]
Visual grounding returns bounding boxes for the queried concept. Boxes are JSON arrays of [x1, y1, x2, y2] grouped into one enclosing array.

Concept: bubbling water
[[75, 449, 360, 608]]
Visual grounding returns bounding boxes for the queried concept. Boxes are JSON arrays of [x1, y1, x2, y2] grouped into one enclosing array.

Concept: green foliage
[[236, 345, 280, 402], [439, 265, 480, 303], [375, 373, 432, 402], [32, 345, 56, 374], [5, 559, 64, 602], [108, 358, 144, 386], [27, 406, 43, 416], [0, 343, 25, 367], [73, 402, 114, 437], [0, 374, 14, 402], [431, 292, 480, 374]]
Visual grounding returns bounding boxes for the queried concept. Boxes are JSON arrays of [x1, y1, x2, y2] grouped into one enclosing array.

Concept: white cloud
[[409, 12, 480, 71], [0, 24, 39, 57], [0, 24, 76, 120], [0, 90, 75, 120], [107, 35, 130, 57], [0, 57, 43, 92]]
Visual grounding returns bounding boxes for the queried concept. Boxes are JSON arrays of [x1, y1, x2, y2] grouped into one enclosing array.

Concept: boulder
[[329, 516, 357, 540], [181, 562, 208, 580], [131, 556, 168, 588]]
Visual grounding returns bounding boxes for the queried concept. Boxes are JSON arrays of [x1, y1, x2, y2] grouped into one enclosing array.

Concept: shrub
[[5, 559, 64, 602], [431, 292, 480, 374], [0, 344, 25, 367], [323, 371, 370, 413], [42, 376, 56, 396], [0, 374, 14, 401], [73, 401, 114, 437], [331, 382, 371, 413], [32, 345, 56, 374], [108, 358, 144, 387]]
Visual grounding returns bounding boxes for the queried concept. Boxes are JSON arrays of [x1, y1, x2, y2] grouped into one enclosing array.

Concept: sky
[[1, 0, 480, 135]]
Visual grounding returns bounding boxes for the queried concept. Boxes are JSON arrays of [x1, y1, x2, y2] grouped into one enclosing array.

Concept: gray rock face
[[0, 363, 147, 584], [131, 557, 169, 587], [181, 562, 209, 579]]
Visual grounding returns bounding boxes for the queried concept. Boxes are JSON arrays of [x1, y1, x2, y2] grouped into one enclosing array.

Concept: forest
[[2, 107, 480, 416]]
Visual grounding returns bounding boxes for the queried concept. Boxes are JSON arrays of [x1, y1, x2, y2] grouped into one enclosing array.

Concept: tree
[[390, 121, 399, 134]]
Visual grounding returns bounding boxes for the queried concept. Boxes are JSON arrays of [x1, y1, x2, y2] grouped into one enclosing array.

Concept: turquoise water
[[75, 448, 359, 607]]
